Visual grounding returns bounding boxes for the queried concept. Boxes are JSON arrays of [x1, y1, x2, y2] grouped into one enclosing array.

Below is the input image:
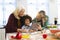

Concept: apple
[[42, 34, 47, 39]]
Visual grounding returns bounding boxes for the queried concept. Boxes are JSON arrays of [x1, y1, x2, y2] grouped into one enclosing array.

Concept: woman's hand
[[22, 29, 27, 32], [17, 29, 22, 32], [29, 30, 35, 32], [37, 25, 42, 30], [17, 29, 27, 33]]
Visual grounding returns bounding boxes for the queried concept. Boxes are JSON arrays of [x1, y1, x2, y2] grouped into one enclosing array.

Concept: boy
[[21, 15, 32, 32]]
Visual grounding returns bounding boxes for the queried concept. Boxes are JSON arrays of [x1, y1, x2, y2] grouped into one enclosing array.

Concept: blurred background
[[0, 0, 60, 27]]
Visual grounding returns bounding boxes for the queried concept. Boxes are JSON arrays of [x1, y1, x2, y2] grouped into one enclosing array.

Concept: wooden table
[[46, 35, 59, 40]]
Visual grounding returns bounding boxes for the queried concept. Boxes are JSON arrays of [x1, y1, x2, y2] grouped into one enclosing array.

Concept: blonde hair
[[13, 8, 25, 19], [13, 8, 20, 19]]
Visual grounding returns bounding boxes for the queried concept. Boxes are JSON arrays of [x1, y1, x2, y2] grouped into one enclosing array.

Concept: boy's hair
[[24, 15, 32, 23]]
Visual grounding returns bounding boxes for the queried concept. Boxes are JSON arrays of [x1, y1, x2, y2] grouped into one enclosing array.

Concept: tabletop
[[6, 30, 60, 40]]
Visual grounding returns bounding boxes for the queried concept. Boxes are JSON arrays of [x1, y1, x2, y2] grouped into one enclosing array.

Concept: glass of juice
[[22, 33, 30, 39]]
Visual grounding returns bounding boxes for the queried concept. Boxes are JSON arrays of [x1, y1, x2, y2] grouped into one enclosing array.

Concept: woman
[[33, 10, 48, 28], [4, 8, 25, 33], [39, 10, 48, 28]]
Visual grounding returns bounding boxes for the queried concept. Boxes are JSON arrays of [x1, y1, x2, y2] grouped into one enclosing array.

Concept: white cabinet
[[0, 28, 5, 40]]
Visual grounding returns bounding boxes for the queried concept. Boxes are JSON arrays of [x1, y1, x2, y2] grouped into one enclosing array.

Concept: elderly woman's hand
[[29, 30, 35, 32], [17, 29, 22, 32]]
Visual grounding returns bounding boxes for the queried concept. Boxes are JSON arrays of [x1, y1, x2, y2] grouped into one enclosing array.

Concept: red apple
[[42, 34, 47, 39]]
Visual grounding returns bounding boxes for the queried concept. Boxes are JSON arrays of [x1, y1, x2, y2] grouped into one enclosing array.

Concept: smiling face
[[25, 19, 30, 26], [39, 10, 45, 18], [19, 9, 25, 17]]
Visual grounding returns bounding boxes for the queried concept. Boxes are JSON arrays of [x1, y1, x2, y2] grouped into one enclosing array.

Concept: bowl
[[50, 30, 60, 34]]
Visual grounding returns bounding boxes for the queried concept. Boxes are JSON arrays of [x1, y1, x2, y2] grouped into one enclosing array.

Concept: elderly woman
[[4, 8, 25, 33], [33, 10, 48, 29]]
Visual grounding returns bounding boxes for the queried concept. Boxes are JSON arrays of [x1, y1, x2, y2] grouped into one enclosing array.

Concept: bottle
[[54, 18, 57, 25]]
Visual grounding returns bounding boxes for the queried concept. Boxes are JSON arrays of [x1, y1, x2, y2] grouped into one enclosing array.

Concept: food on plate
[[55, 32, 60, 38]]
